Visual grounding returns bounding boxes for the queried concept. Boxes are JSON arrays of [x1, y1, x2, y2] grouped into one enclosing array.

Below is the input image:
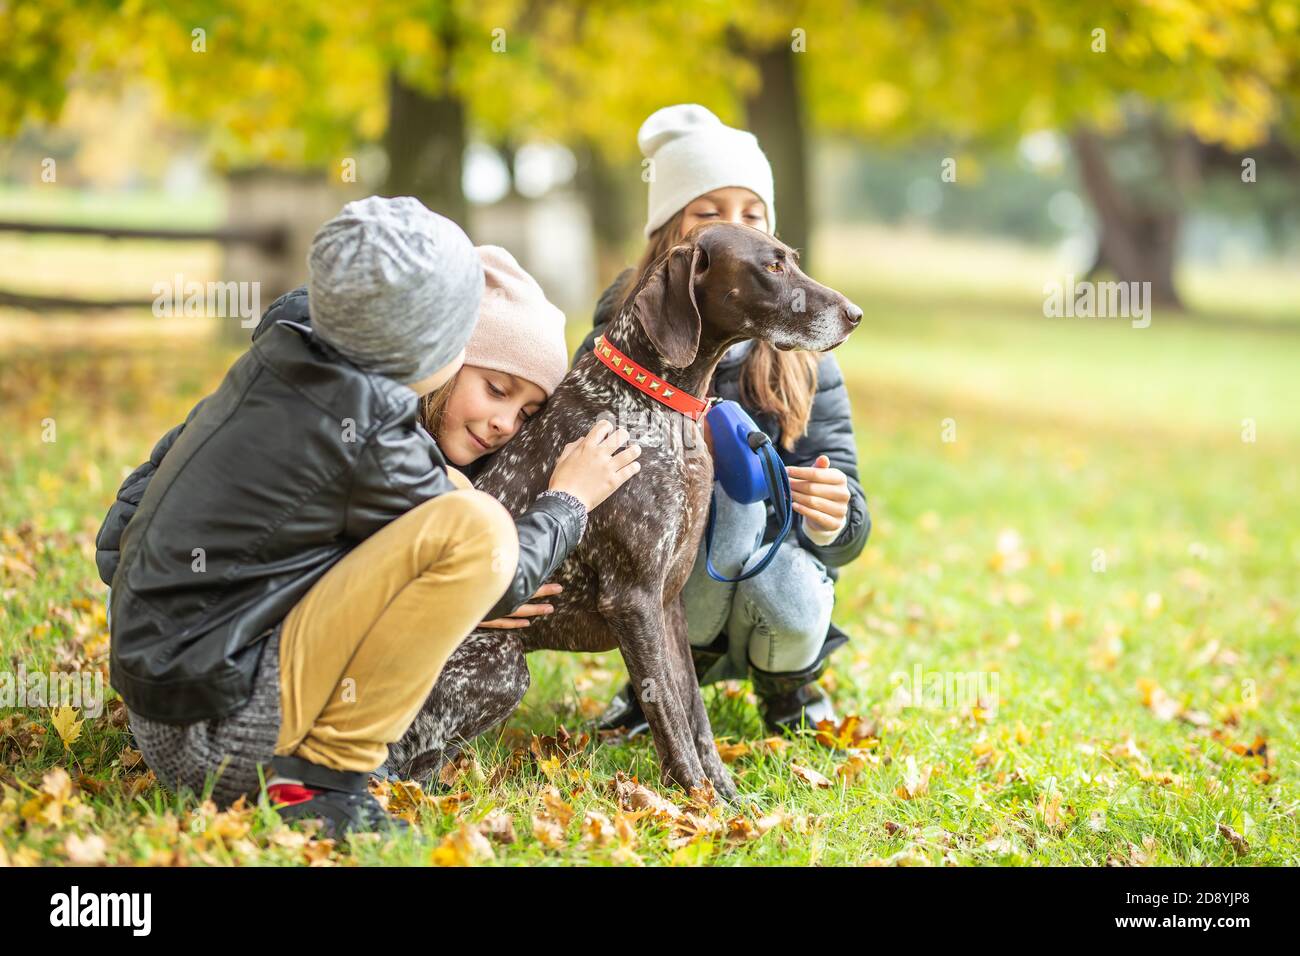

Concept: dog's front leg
[[610, 592, 708, 792], [664, 595, 738, 802]]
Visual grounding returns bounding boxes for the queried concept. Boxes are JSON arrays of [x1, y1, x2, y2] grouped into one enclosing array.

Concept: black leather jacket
[[97, 287, 584, 724], [573, 271, 871, 583]]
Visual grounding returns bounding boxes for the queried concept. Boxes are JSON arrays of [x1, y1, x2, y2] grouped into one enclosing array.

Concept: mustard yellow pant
[[274, 470, 518, 773]]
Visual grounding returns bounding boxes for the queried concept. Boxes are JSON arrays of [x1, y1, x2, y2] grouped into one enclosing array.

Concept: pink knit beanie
[[464, 245, 569, 397]]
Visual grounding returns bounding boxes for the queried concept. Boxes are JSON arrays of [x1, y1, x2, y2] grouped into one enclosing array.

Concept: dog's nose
[[844, 302, 863, 327]]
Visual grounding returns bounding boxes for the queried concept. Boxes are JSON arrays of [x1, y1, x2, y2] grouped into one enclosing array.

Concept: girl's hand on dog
[[548, 419, 642, 511], [786, 454, 850, 533], [480, 582, 563, 629]]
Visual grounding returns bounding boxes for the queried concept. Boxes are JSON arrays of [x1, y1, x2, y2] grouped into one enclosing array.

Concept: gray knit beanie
[[307, 196, 484, 384]]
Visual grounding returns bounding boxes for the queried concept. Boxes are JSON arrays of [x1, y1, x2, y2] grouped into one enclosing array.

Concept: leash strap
[[704, 434, 795, 583]]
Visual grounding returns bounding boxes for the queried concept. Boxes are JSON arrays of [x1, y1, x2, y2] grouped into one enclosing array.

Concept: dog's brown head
[[630, 222, 862, 368]]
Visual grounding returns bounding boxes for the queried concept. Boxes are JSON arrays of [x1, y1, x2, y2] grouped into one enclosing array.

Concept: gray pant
[[126, 629, 282, 808], [681, 480, 835, 681]]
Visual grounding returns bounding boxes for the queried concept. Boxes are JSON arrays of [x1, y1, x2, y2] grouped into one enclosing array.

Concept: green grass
[[1, 240, 1297, 866]]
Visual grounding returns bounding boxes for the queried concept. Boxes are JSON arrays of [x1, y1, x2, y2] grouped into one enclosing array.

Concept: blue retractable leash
[[703, 399, 795, 583]]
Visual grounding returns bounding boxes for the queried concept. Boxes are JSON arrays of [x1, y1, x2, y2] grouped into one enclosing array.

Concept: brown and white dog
[[390, 222, 862, 799]]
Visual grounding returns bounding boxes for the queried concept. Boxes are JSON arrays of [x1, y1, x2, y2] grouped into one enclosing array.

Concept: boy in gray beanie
[[308, 195, 484, 387], [97, 196, 603, 838]]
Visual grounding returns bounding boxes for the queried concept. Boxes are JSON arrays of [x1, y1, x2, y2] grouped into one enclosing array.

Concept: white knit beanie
[[463, 245, 569, 397], [639, 104, 776, 238]]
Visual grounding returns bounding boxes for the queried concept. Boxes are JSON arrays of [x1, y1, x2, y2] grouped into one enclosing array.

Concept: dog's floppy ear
[[631, 244, 703, 368]]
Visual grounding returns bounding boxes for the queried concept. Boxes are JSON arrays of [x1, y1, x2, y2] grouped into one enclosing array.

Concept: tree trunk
[[574, 142, 635, 282], [221, 167, 339, 346], [1071, 127, 1189, 310], [738, 39, 811, 269], [382, 71, 468, 228]]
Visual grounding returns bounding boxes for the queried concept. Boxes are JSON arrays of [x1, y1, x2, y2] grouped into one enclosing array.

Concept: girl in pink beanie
[[421, 244, 570, 469], [418, 244, 579, 635]]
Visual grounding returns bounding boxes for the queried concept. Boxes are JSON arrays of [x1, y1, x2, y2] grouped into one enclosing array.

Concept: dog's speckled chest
[[473, 352, 711, 654]]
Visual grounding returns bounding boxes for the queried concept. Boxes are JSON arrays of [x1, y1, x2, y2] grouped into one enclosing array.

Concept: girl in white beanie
[[578, 104, 873, 736]]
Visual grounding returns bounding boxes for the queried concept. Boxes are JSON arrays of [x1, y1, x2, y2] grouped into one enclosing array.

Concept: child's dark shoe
[[269, 782, 410, 837], [751, 660, 837, 735], [759, 680, 837, 734], [267, 755, 410, 838]]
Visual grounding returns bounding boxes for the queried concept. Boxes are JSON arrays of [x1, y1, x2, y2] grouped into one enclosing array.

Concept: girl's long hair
[[419, 367, 463, 440], [613, 209, 819, 450]]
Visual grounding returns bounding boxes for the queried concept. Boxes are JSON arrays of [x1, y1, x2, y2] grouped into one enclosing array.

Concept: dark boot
[[750, 656, 837, 735], [690, 630, 730, 683], [268, 755, 410, 838]]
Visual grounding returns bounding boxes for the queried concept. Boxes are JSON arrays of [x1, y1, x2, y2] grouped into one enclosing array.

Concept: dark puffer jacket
[[97, 287, 585, 724], [573, 270, 871, 582]]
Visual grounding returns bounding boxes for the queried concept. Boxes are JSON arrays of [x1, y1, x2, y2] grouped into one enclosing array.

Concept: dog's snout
[[844, 301, 863, 328]]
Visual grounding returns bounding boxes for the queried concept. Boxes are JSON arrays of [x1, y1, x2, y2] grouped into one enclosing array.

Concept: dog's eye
[[765, 261, 784, 273]]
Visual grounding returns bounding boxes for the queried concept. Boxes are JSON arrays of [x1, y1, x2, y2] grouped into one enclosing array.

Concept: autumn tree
[[797, 0, 1300, 306], [4, 0, 1297, 305]]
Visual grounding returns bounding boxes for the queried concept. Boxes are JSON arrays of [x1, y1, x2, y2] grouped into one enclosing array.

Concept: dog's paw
[[705, 770, 739, 804], [697, 748, 739, 803]]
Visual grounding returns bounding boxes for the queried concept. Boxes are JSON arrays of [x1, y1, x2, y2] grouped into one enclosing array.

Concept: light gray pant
[[680, 480, 835, 679]]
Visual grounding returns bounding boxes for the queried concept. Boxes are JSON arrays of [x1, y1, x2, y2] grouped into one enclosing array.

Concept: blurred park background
[[1, 1, 1298, 865]]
